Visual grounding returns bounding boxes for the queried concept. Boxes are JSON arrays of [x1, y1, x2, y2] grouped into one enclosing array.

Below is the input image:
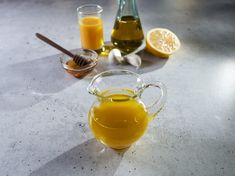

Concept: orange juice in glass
[[77, 4, 104, 51]]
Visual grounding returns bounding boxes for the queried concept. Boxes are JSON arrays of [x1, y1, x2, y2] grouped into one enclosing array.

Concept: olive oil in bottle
[[111, 16, 144, 53], [111, 0, 144, 53]]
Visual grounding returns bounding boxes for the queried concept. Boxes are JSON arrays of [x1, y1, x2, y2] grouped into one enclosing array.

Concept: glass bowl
[[60, 49, 98, 78]]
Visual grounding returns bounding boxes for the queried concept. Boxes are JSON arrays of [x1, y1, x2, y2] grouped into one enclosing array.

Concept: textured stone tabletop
[[0, 0, 235, 176]]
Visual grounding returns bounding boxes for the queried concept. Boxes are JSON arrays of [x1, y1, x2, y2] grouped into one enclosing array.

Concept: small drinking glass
[[77, 4, 104, 52]]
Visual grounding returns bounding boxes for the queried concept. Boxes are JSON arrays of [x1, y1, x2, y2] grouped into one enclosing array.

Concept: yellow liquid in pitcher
[[89, 90, 149, 149], [111, 16, 144, 53]]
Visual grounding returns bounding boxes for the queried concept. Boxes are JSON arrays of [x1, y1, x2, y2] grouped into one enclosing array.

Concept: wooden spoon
[[35, 33, 91, 66]]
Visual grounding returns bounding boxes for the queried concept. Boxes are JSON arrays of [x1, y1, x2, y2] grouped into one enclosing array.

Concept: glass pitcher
[[111, 0, 144, 53], [87, 70, 167, 149]]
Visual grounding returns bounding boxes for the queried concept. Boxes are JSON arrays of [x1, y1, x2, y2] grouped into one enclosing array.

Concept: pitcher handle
[[139, 82, 167, 121]]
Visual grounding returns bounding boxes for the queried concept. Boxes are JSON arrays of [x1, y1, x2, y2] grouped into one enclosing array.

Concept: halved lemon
[[146, 28, 181, 58]]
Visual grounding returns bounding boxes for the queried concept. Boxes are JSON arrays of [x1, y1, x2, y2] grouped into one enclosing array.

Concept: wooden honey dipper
[[36, 33, 91, 66]]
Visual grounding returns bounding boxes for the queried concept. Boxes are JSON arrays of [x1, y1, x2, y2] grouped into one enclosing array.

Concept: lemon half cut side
[[146, 28, 181, 58]]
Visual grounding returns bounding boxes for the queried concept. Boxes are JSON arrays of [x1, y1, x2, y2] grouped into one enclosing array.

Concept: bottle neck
[[117, 0, 139, 19]]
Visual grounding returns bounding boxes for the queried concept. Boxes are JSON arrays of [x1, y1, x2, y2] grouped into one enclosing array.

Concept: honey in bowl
[[60, 48, 98, 78], [88, 89, 149, 149], [64, 59, 93, 78]]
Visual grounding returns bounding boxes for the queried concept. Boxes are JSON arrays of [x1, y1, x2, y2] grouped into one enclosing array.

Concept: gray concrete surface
[[1, 0, 235, 175]]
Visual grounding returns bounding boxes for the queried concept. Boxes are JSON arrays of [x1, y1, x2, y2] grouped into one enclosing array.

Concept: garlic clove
[[108, 48, 125, 64], [108, 49, 119, 64], [124, 54, 142, 69], [113, 49, 125, 63]]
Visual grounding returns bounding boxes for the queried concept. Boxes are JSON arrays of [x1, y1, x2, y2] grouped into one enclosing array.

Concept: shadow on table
[[29, 138, 126, 176], [0, 54, 79, 111], [0, 49, 167, 111]]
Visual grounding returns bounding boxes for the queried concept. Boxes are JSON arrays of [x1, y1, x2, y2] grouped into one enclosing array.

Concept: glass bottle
[[111, 0, 144, 53]]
